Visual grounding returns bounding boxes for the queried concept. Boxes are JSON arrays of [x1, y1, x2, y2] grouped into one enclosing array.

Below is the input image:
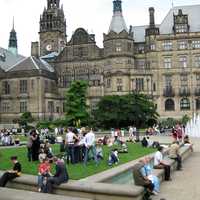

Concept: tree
[[19, 112, 34, 128], [64, 80, 89, 127], [93, 93, 159, 129]]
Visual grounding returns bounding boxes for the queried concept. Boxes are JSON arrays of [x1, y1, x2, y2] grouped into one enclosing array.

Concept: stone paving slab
[[0, 187, 91, 200]]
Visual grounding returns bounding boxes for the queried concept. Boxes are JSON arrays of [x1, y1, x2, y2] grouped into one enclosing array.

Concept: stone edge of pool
[[0, 145, 192, 200]]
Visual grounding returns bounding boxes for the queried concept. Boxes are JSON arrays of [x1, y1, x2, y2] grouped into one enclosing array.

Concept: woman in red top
[[38, 158, 51, 192]]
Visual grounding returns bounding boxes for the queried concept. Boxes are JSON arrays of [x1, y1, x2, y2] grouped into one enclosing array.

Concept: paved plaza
[[153, 137, 200, 200]]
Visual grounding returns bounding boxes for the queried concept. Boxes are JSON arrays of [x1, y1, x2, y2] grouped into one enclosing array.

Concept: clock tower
[[39, 0, 67, 56]]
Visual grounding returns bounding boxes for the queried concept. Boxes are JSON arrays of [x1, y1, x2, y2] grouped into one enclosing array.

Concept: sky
[[0, 0, 199, 56]]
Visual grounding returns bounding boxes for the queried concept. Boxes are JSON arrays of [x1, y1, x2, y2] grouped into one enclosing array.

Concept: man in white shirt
[[154, 146, 171, 181], [65, 127, 78, 164], [83, 128, 98, 166]]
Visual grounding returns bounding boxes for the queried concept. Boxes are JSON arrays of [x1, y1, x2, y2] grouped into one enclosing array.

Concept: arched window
[[165, 99, 175, 111], [180, 98, 190, 110]]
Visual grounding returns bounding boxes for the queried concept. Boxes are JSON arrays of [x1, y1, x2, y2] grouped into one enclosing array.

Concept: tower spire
[[12, 16, 15, 30], [108, 0, 128, 33], [113, 0, 122, 13], [8, 17, 18, 55]]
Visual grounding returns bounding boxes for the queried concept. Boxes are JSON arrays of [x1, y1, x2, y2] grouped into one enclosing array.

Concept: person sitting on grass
[[118, 142, 128, 153], [0, 156, 21, 187], [38, 158, 52, 192], [141, 137, 148, 148], [46, 157, 69, 193], [96, 142, 104, 161], [108, 149, 119, 166]]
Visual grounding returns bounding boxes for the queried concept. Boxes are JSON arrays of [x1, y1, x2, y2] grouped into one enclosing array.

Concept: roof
[[109, 11, 128, 34], [132, 25, 148, 43], [131, 4, 200, 43], [40, 52, 59, 59], [7, 56, 55, 73], [160, 4, 200, 34], [0, 47, 25, 71]]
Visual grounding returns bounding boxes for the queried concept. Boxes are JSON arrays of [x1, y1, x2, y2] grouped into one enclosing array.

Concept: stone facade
[[1, 0, 200, 123]]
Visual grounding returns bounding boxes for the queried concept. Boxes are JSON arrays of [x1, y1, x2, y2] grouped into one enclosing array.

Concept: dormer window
[[0, 52, 6, 62], [173, 9, 189, 34]]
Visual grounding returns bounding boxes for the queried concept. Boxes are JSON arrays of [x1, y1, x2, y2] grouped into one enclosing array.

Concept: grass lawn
[[0, 143, 155, 180]]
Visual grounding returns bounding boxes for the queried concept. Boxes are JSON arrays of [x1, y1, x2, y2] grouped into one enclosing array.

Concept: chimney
[[149, 7, 155, 27], [31, 42, 39, 58]]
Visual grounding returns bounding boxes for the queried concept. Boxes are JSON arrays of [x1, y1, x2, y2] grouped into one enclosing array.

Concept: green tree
[[19, 112, 34, 128], [64, 80, 89, 127], [93, 93, 159, 129]]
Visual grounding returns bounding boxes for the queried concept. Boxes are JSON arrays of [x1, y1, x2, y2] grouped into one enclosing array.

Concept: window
[[176, 24, 188, 33], [196, 74, 200, 87], [165, 99, 175, 111], [196, 99, 200, 110], [136, 78, 144, 92], [48, 101, 54, 113], [20, 101, 27, 113], [195, 56, 200, 68], [56, 107, 60, 113], [165, 75, 172, 87], [20, 80, 28, 93], [179, 56, 187, 68], [180, 98, 190, 110], [164, 57, 172, 69], [116, 43, 122, 52], [31, 80, 34, 90], [178, 40, 188, 50], [127, 42, 132, 51], [2, 102, 10, 113], [153, 83, 156, 92], [180, 74, 188, 87], [192, 40, 200, 49], [2, 81, 10, 95], [62, 75, 68, 88], [150, 44, 156, 51], [136, 59, 145, 69], [116, 78, 123, 92], [107, 79, 111, 88], [162, 41, 173, 51]]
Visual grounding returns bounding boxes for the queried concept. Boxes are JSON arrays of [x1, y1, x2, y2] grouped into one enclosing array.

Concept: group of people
[[0, 129, 20, 146], [133, 137, 189, 200]]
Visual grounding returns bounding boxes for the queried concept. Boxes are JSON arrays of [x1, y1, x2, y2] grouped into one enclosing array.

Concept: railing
[[179, 87, 190, 97], [163, 87, 175, 97]]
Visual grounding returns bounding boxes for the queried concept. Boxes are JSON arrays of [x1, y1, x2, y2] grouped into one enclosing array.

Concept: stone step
[[0, 187, 91, 200]]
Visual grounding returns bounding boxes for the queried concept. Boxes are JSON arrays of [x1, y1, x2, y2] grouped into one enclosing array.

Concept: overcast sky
[[0, 0, 199, 56]]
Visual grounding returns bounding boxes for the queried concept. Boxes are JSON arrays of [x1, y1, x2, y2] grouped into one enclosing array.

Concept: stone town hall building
[[1, 0, 200, 123]]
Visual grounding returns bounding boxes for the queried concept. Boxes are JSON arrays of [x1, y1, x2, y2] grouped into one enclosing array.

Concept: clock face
[[46, 44, 52, 52]]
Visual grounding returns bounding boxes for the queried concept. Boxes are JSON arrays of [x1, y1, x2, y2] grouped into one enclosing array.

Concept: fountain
[[185, 114, 200, 138]]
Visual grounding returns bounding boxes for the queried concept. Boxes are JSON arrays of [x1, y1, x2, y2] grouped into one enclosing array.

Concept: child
[[38, 158, 51, 192], [108, 149, 119, 166], [96, 142, 103, 161], [39, 148, 47, 163]]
